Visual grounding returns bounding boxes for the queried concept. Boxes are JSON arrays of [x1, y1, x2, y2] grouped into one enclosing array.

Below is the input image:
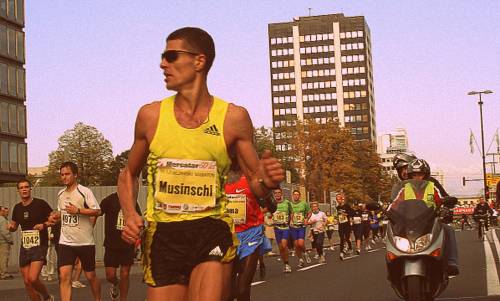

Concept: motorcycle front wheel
[[405, 275, 431, 301]]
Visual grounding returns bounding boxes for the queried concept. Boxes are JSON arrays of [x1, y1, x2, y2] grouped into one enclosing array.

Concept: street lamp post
[[467, 90, 493, 201]]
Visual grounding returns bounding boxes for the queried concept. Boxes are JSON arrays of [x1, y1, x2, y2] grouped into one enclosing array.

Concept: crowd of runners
[[267, 187, 387, 274], [2, 25, 496, 301]]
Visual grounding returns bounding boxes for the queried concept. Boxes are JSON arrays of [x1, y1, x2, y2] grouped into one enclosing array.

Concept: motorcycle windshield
[[387, 199, 435, 241]]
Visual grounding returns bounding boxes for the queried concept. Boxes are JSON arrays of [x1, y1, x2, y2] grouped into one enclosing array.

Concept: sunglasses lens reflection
[[161, 51, 179, 63]]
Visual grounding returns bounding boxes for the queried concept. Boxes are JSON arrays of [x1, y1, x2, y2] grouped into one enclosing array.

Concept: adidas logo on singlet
[[204, 125, 220, 136], [209, 246, 224, 257]]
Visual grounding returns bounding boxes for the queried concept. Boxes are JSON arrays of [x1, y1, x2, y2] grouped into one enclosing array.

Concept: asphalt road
[[0, 229, 499, 301]]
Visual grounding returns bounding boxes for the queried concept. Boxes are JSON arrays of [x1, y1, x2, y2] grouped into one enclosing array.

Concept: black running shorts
[[19, 245, 48, 267], [57, 244, 96, 272], [142, 216, 237, 287], [104, 247, 135, 268]]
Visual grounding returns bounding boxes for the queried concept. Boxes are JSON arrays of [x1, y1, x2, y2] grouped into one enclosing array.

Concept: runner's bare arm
[[118, 102, 159, 243], [225, 104, 284, 198]]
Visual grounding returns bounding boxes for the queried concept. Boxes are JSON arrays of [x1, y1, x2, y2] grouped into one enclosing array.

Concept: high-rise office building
[[0, 0, 27, 183], [269, 13, 376, 153], [378, 128, 412, 175]]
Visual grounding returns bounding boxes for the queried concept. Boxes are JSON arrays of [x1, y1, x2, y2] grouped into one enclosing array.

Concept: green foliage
[[287, 117, 392, 203], [42, 122, 114, 186]]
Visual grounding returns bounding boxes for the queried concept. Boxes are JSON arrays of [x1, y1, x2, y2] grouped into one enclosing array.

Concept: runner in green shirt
[[289, 190, 311, 268]]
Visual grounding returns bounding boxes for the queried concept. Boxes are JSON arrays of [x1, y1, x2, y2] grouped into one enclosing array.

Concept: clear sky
[[25, 1, 500, 195]]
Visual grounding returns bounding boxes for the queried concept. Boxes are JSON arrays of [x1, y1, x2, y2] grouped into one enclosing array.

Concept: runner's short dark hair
[[167, 27, 215, 73], [16, 178, 32, 189], [292, 189, 301, 194], [60, 161, 78, 175]]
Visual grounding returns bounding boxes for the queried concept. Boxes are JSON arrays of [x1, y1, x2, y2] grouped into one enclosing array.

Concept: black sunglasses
[[161, 50, 198, 63]]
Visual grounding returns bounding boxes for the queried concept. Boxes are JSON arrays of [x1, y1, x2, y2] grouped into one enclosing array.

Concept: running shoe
[[290, 251, 295, 257], [304, 253, 312, 263], [71, 281, 86, 288], [339, 252, 345, 261], [329, 246, 335, 251], [356, 249, 361, 255], [313, 254, 319, 260], [109, 283, 119, 301], [318, 255, 326, 264], [46, 295, 55, 301], [297, 258, 304, 268], [284, 264, 292, 273]]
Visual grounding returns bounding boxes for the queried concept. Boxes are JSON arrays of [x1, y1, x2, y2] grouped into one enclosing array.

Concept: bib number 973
[[62, 213, 79, 227]]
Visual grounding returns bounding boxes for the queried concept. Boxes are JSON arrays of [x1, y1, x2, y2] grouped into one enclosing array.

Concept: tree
[[42, 122, 114, 186], [287, 116, 391, 204]]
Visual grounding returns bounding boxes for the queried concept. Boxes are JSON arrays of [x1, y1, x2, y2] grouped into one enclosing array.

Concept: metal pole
[[479, 93, 488, 200]]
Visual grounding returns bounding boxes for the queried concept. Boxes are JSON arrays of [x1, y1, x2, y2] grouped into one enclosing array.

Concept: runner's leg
[[84, 271, 102, 301], [119, 265, 132, 301], [59, 265, 74, 301], [234, 250, 259, 301], [20, 265, 41, 301], [27, 261, 50, 300], [188, 261, 225, 301]]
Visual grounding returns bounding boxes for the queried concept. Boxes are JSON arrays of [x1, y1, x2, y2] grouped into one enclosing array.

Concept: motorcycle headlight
[[394, 236, 411, 252], [414, 234, 432, 253]]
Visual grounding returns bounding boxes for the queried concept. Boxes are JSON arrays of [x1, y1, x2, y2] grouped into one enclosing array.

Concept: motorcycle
[[385, 180, 457, 301]]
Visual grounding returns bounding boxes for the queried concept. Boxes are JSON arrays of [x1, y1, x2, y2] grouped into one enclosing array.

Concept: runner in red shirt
[[225, 164, 276, 301]]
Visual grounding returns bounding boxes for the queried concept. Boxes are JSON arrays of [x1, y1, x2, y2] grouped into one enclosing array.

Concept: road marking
[[297, 263, 326, 271], [483, 230, 500, 295], [491, 230, 500, 261], [342, 254, 359, 260], [367, 248, 383, 253], [437, 295, 500, 300], [251, 281, 265, 286]]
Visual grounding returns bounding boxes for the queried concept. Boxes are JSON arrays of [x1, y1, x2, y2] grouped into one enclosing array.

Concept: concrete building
[[268, 13, 376, 153], [378, 128, 412, 176], [0, 0, 26, 183]]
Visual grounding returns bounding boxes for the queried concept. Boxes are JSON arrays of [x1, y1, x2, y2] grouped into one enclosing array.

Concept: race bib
[[333, 224, 339, 231], [116, 210, 125, 230], [22, 230, 40, 249], [226, 194, 247, 225], [353, 217, 362, 224], [62, 212, 79, 227], [362, 213, 369, 221], [273, 211, 287, 224], [292, 212, 305, 225], [154, 158, 217, 213], [382, 220, 389, 225], [339, 214, 348, 224]]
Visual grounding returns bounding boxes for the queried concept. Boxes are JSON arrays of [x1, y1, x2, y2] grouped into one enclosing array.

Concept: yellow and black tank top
[[146, 95, 231, 222]]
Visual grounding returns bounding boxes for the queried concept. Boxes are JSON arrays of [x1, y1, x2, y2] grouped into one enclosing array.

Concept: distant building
[[268, 13, 376, 154], [0, 1, 26, 183], [378, 128, 412, 177], [28, 166, 47, 183]]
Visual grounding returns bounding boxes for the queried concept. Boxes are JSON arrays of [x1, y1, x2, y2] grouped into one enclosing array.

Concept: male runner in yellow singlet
[[117, 27, 284, 301]]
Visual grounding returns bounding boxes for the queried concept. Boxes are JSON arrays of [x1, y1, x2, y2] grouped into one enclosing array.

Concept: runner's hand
[[122, 212, 144, 245], [48, 211, 61, 224], [65, 202, 78, 214], [258, 150, 285, 189], [7, 221, 15, 231], [33, 223, 44, 231]]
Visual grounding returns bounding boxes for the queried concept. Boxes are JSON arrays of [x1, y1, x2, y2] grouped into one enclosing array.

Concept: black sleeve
[[11, 205, 19, 223], [100, 197, 109, 215], [429, 177, 449, 197], [41, 200, 53, 221]]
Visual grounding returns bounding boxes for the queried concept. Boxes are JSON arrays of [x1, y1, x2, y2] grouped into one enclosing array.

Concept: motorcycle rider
[[390, 158, 460, 276], [392, 153, 448, 197], [473, 197, 493, 236]]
